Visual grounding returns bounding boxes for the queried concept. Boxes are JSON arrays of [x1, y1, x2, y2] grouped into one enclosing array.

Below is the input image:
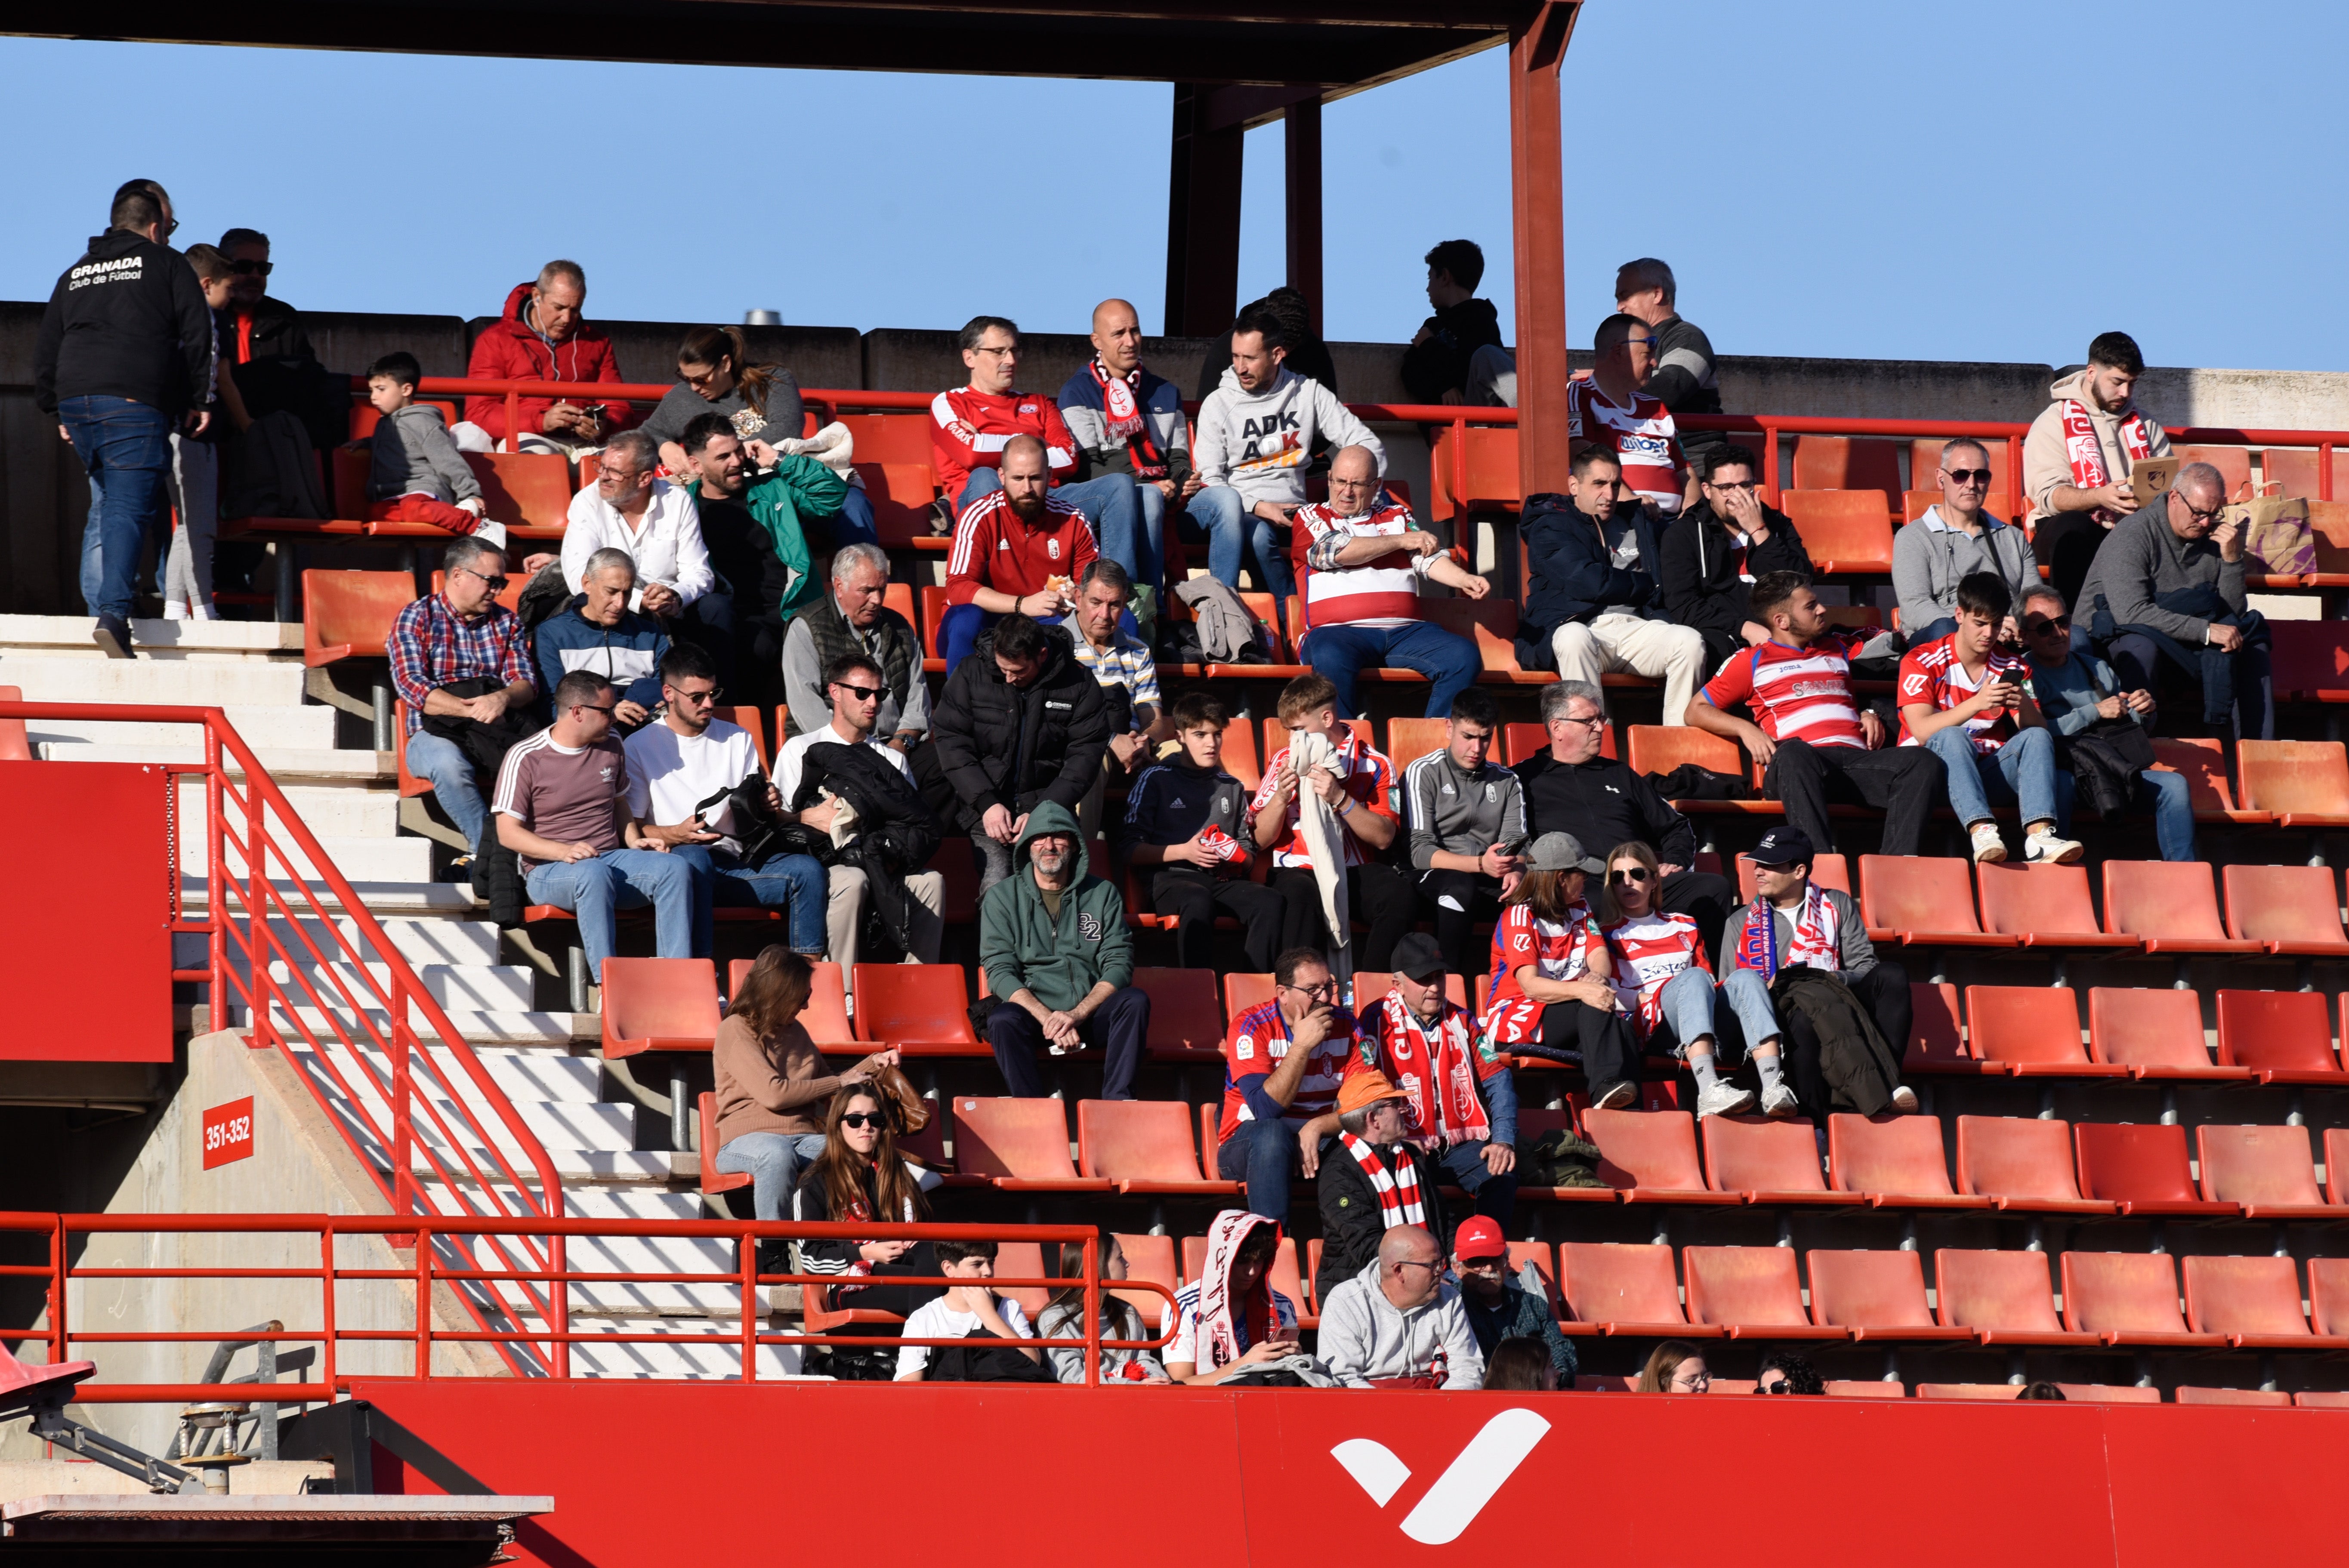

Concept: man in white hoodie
[[2022, 331, 2173, 612], [1191, 306, 1386, 610], [1316, 1225, 1485, 1390]]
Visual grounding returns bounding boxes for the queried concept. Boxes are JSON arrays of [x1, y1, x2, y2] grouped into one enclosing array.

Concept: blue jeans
[[523, 849, 706, 982], [404, 731, 490, 853], [2054, 766, 2195, 863], [713, 1130, 828, 1222], [1924, 724, 2064, 829], [1907, 617, 1957, 645], [1130, 479, 1167, 595], [1645, 966, 1720, 1055], [1720, 967, 1783, 1054], [670, 844, 826, 955], [1186, 485, 1295, 605], [1433, 1139, 1519, 1226], [830, 486, 879, 550], [1216, 1118, 1315, 1222], [1304, 620, 1481, 720], [61, 395, 175, 620]]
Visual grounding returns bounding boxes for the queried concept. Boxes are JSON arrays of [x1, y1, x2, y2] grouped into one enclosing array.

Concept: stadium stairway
[[0, 614, 793, 1379]]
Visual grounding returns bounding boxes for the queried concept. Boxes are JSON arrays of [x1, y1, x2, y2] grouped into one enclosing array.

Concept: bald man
[[1059, 297, 1189, 595], [1315, 1225, 1485, 1390]]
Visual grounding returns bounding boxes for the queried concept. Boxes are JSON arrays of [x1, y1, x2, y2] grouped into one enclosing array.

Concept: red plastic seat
[[1682, 1247, 1845, 1340], [1077, 1100, 1239, 1195], [1509, 1108, 1616, 1205], [2085, 988, 2245, 1080], [1826, 1380, 1908, 1398], [1110, 1233, 1182, 1323], [2175, 444, 2254, 496], [1974, 862, 2137, 949], [1221, 972, 1276, 1025], [852, 964, 982, 1055], [0, 685, 27, 764], [1916, 1382, 2155, 1402], [2182, 1255, 2335, 1349], [2061, 1252, 2224, 1347], [854, 462, 942, 549], [1827, 1113, 1987, 1209], [1626, 726, 1776, 815], [463, 451, 572, 531], [2101, 861, 2261, 953], [2215, 991, 2348, 1084], [837, 413, 934, 469], [1384, 717, 1449, 773], [2149, 737, 2268, 825], [1126, 968, 1226, 1062], [946, 1097, 1110, 1191], [1953, 1116, 2114, 1213], [599, 958, 721, 1059], [1506, 1241, 1558, 1309], [2223, 864, 2349, 954], [1964, 985, 2124, 1078], [1216, 717, 1262, 793], [1556, 1242, 1712, 1337], [1781, 490, 1895, 574], [726, 957, 853, 1047], [1909, 438, 2013, 497], [2309, 1258, 2349, 1335], [1905, 982, 1988, 1075], [1806, 1249, 1969, 1341], [301, 570, 414, 667], [2072, 1122, 2237, 1216], [1858, 856, 2009, 948], [696, 1092, 750, 1195], [2237, 741, 2349, 827], [2198, 1124, 2334, 1219], [2295, 1390, 2349, 1408], [1735, 852, 1849, 901], [990, 1239, 1052, 1320], [1932, 1250, 2100, 1346], [1258, 716, 1370, 774], [0, 1342, 96, 1419], [2265, 623, 2349, 704], [1700, 1116, 1859, 1205], [1793, 435, 1905, 496], [1582, 1110, 1739, 1204], [2258, 447, 2349, 503], [2177, 1386, 2292, 1407]]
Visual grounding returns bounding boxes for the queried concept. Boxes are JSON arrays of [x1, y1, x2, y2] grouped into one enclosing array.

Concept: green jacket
[[978, 801, 1133, 1012], [684, 454, 846, 620]]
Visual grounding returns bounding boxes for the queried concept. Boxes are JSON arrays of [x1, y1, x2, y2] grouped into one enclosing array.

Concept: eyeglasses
[[1392, 1258, 1441, 1274], [972, 344, 1017, 358], [1281, 980, 1336, 1000], [1609, 867, 1653, 885], [2023, 615, 2071, 635], [452, 565, 509, 591], [833, 683, 886, 701], [1943, 468, 1992, 485], [574, 703, 617, 717], [1553, 712, 1608, 729], [670, 685, 722, 705], [2183, 497, 2228, 523], [599, 468, 647, 485], [838, 1111, 884, 1130], [1670, 1371, 1712, 1390], [1707, 477, 1759, 492], [228, 259, 273, 277]]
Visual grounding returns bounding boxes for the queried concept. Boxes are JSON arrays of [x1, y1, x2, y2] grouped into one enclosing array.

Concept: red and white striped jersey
[[1601, 911, 1711, 1033], [1480, 900, 1602, 1012], [928, 386, 1078, 500], [1568, 380, 1688, 514], [1292, 493, 1429, 631], [1251, 731, 1399, 869], [944, 490, 1098, 607], [1896, 634, 2027, 753], [1701, 632, 1871, 750]]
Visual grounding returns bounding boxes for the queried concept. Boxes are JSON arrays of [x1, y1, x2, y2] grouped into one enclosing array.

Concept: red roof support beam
[[1285, 97, 1324, 333], [1509, 2, 1578, 500]]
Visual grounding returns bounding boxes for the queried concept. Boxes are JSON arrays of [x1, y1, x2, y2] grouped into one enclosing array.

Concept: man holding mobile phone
[[1896, 571, 2082, 866]]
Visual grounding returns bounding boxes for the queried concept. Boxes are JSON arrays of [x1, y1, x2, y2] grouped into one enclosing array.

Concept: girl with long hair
[[1598, 840, 1750, 1120], [791, 1080, 937, 1325], [1035, 1228, 1169, 1384]]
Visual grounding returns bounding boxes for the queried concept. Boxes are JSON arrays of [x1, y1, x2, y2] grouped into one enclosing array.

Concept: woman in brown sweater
[[712, 948, 900, 1222]]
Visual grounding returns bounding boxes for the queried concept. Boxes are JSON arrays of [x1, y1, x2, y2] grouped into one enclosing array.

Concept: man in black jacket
[[1314, 1067, 1447, 1306], [1660, 444, 1815, 667], [1511, 678, 1736, 965], [1401, 240, 1506, 406], [925, 612, 1111, 893], [35, 181, 214, 658]]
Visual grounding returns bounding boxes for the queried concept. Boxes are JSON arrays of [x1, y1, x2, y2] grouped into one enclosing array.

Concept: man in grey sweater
[[1892, 436, 2033, 642], [2075, 462, 2271, 740], [1315, 1226, 1484, 1390]]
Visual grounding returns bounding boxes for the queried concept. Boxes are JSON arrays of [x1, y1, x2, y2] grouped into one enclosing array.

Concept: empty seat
[[2171, 443, 2251, 496], [1077, 1100, 1238, 1195], [1965, 985, 2125, 1077], [1793, 435, 1904, 495], [854, 462, 943, 548], [728, 957, 853, 1047], [599, 958, 720, 1059], [852, 964, 982, 1054], [2198, 1124, 2334, 1218], [2072, 1122, 2236, 1216], [1700, 1116, 1859, 1205], [301, 570, 414, 667], [697, 1092, 750, 1196], [2182, 1255, 2333, 1349], [1827, 1113, 1988, 1209], [2101, 861, 2261, 953], [1736, 852, 1849, 902], [1806, 1249, 1969, 1341], [1917, 1383, 2152, 1402], [1954, 1116, 2113, 1213], [1384, 717, 1450, 772], [2236, 741, 2349, 827], [2061, 1252, 2223, 1347], [2258, 447, 2349, 503], [2215, 991, 2348, 1083], [1905, 982, 1989, 1075], [1556, 1242, 1711, 1337], [2222, 864, 2349, 954], [1859, 856, 2010, 947], [1222, 972, 1276, 1025], [1582, 1110, 1737, 1204], [1681, 1247, 1844, 1340], [2086, 988, 2244, 1080], [1130, 968, 1227, 1060], [2309, 1259, 2349, 1335], [2149, 737, 2267, 825], [2176, 1386, 2293, 1407], [1781, 490, 1895, 574], [1825, 1380, 1908, 1398], [947, 1098, 1110, 1191], [2266, 623, 2349, 704], [1974, 862, 2137, 948], [462, 451, 572, 531], [1933, 1249, 2100, 1346]]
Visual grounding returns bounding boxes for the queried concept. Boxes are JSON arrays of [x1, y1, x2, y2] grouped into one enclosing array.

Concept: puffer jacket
[[927, 624, 1110, 831], [463, 281, 636, 443], [1517, 491, 1668, 667]]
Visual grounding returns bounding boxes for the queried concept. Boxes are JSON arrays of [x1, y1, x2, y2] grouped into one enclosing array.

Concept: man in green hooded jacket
[[978, 799, 1151, 1098]]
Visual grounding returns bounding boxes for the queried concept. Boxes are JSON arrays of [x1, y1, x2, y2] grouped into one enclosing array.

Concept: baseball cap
[[1524, 831, 1606, 874], [1336, 1068, 1406, 1117], [1452, 1216, 1508, 1262], [1390, 932, 1448, 985], [1747, 827, 1816, 868]]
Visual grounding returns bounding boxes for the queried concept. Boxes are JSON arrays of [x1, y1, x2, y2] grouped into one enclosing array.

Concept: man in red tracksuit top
[[941, 434, 1099, 670], [457, 261, 634, 455]]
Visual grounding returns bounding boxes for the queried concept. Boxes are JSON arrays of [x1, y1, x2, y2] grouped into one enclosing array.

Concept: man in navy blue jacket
[[1059, 298, 1190, 596], [534, 547, 670, 729], [1117, 692, 1282, 973]]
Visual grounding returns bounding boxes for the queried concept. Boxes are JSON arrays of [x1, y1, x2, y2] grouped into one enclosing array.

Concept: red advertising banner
[[201, 1098, 254, 1169]]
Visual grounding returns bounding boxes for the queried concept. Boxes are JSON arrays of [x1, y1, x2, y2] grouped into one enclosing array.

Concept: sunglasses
[[838, 1111, 885, 1130], [1943, 467, 1992, 485], [834, 683, 886, 701], [2024, 615, 2071, 634], [574, 703, 617, 717], [1758, 1380, 1796, 1395], [453, 565, 509, 591], [228, 259, 274, 277], [1609, 867, 1653, 884], [670, 685, 723, 704]]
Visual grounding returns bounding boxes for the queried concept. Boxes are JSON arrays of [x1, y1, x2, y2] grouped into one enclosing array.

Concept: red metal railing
[[1, 1214, 1168, 1395], [0, 703, 567, 1377]]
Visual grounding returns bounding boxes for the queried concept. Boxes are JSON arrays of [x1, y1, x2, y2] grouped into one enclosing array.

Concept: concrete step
[[58, 743, 389, 781], [194, 878, 478, 917], [178, 916, 500, 969], [34, 706, 336, 753], [206, 833, 433, 885], [176, 779, 401, 841], [268, 959, 537, 1012], [246, 1000, 586, 1043], [0, 615, 301, 661], [0, 653, 307, 707], [478, 1049, 600, 1104]]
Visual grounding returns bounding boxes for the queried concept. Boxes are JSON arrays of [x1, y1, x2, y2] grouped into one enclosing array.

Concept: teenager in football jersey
[[1475, 833, 1643, 1112], [1599, 840, 1750, 1119]]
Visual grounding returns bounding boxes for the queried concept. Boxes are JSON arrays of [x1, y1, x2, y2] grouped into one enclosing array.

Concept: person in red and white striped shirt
[[1250, 674, 1416, 971], [1598, 840, 1751, 1119], [1688, 570, 1945, 856], [1567, 314, 1689, 514]]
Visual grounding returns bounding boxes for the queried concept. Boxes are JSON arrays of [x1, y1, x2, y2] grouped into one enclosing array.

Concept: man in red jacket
[[455, 260, 634, 456]]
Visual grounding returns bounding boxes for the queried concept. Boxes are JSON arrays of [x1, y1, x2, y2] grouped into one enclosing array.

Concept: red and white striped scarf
[[1195, 1209, 1281, 1371], [1087, 357, 1167, 480], [1374, 990, 1491, 1146], [2061, 397, 2158, 523], [1339, 1132, 1426, 1228]]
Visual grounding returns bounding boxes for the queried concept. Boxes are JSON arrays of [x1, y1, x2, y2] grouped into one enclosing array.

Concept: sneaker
[[1588, 1079, 1638, 1111], [2025, 829, 2085, 865], [435, 855, 474, 885], [1889, 1085, 1920, 1113], [1759, 1081, 1800, 1117], [92, 613, 133, 660], [1968, 822, 2007, 864], [161, 600, 188, 621], [1696, 1080, 1758, 1118]]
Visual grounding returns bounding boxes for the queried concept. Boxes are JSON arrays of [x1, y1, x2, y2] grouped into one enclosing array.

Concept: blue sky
[[3, 0, 2337, 368]]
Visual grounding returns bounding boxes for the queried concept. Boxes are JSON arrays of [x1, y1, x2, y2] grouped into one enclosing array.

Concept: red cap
[[1452, 1216, 1507, 1262]]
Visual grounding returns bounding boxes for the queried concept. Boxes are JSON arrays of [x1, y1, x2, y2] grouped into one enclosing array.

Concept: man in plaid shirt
[[389, 536, 535, 871]]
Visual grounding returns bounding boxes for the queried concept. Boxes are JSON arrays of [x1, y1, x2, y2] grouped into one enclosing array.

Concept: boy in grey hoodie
[[356, 352, 505, 546], [1315, 1226, 1485, 1390], [1190, 307, 1385, 605]]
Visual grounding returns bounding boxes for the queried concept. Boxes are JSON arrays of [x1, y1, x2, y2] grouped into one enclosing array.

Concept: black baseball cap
[[1391, 932, 1448, 985], [1747, 827, 1815, 868]]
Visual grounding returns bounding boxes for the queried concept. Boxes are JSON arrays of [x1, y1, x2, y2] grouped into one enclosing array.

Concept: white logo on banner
[[1330, 1408, 1550, 1544]]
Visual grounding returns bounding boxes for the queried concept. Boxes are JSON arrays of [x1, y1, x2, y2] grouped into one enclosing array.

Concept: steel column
[[1509, 2, 1578, 500]]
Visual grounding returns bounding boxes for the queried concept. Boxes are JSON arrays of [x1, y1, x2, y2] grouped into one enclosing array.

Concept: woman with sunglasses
[[1892, 437, 2036, 645], [791, 1083, 941, 1370], [1599, 840, 1751, 1119], [1475, 833, 1644, 1112]]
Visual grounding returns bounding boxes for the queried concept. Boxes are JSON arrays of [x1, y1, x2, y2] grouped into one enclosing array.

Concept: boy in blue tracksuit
[[1116, 692, 1282, 973]]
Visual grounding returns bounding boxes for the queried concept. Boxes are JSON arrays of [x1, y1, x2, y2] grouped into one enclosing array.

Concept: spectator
[[1314, 1068, 1448, 1303], [163, 243, 246, 623], [1317, 1225, 1484, 1390], [1250, 674, 1413, 970], [215, 226, 312, 361], [35, 179, 213, 658], [675, 412, 842, 708], [356, 351, 501, 543], [1193, 307, 1386, 608], [213, 225, 343, 455], [1520, 445, 1708, 725], [1356, 934, 1519, 1223], [1894, 437, 2034, 643], [1660, 444, 1814, 668], [1451, 1216, 1574, 1386], [1636, 1340, 1710, 1393], [1568, 313, 1690, 515], [1481, 1337, 1559, 1392], [456, 260, 633, 456], [2018, 586, 2194, 863], [643, 324, 806, 474], [492, 670, 706, 986], [775, 651, 946, 970], [1162, 1210, 1302, 1386], [1404, 689, 1526, 979], [2024, 331, 2173, 611], [892, 1238, 1043, 1382], [2076, 462, 2272, 742], [1476, 833, 1641, 1110], [1119, 691, 1283, 975], [711, 948, 903, 1232], [1195, 287, 1339, 402], [978, 800, 1149, 1100], [928, 612, 1110, 893], [1897, 571, 2083, 867], [1600, 839, 1749, 1119], [1614, 258, 1724, 487], [1067, 558, 1167, 835], [560, 430, 729, 681], [2017, 1381, 2068, 1401], [1293, 444, 1488, 720], [1719, 826, 1917, 1121], [389, 536, 535, 871], [1401, 238, 1507, 407], [793, 1083, 939, 1375], [779, 543, 927, 747], [1215, 946, 1362, 1222], [1037, 1229, 1170, 1385], [1059, 298, 1188, 596], [1690, 571, 1945, 857], [1755, 1351, 1824, 1395], [533, 547, 669, 730], [939, 434, 1098, 672], [628, 642, 826, 956], [1512, 680, 1737, 964]]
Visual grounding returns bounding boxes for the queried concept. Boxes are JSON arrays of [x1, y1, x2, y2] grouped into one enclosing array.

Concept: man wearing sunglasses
[[389, 536, 537, 877], [215, 227, 313, 364], [2019, 587, 2194, 862], [1659, 444, 1816, 668], [1893, 436, 2035, 644]]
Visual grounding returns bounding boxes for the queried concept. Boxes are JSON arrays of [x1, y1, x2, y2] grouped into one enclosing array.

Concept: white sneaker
[[1588, 1080, 1639, 1111], [1969, 822, 2007, 864], [161, 600, 188, 621], [2025, 829, 2085, 865], [1696, 1080, 1758, 1118], [1759, 1081, 1800, 1117], [191, 601, 220, 621], [1889, 1085, 1920, 1113]]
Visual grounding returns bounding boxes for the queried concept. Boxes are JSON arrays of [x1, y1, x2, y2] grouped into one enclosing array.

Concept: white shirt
[[894, 1293, 1034, 1380], [562, 479, 713, 608], [776, 722, 914, 810], [623, 717, 761, 854]]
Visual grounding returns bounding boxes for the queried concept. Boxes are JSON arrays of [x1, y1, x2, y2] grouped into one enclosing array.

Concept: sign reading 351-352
[[202, 1098, 255, 1170]]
